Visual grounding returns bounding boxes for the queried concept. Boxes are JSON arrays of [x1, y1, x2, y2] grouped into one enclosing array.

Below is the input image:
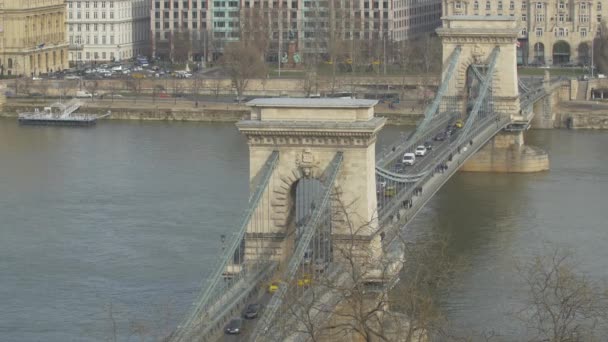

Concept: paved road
[[219, 292, 273, 342]]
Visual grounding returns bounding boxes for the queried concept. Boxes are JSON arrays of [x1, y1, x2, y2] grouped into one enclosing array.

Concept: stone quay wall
[[1, 98, 424, 124]]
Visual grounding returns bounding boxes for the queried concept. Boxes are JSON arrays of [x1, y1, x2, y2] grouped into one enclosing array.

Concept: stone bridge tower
[[437, 16, 549, 173], [437, 16, 521, 121], [237, 99, 386, 263]]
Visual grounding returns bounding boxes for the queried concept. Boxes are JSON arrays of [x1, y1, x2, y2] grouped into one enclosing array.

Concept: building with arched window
[[443, 0, 608, 66], [0, 0, 68, 76]]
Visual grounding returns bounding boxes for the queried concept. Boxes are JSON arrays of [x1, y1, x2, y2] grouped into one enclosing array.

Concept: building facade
[[0, 0, 68, 76], [444, 0, 607, 66], [66, 0, 150, 63], [150, 0, 442, 62]]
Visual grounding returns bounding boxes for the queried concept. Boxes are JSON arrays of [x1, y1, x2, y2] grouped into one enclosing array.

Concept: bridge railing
[[170, 151, 280, 342], [251, 152, 344, 342]]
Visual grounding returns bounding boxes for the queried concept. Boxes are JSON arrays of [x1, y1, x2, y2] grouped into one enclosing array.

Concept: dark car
[[393, 162, 405, 173], [424, 142, 433, 150], [434, 132, 447, 141], [225, 318, 243, 334], [243, 303, 261, 319]]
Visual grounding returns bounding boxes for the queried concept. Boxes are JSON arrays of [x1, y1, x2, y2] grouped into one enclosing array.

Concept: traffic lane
[[218, 292, 273, 342], [398, 128, 459, 175]]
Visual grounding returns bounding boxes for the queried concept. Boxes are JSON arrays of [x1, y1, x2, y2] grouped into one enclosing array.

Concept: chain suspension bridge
[[167, 16, 567, 342]]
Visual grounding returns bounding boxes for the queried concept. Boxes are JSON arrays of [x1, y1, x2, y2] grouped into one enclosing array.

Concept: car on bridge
[[225, 317, 243, 334], [314, 258, 328, 273], [434, 132, 448, 141], [243, 304, 262, 319], [402, 153, 416, 166], [391, 162, 405, 173], [268, 281, 282, 293], [297, 274, 312, 287], [415, 146, 427, 157]]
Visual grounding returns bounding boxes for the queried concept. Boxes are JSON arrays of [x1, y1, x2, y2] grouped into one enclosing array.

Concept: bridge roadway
[[176, 76, 560, 342], [215, 102, 516, 341], [214, 116, 476, 342]]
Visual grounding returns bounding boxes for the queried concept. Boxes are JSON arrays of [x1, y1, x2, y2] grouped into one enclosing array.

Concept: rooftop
[[246, 98, 378, 108]]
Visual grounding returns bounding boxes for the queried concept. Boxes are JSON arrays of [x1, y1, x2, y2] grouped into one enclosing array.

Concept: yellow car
[[297, 274, 312, 288], [455, 119, 464, 128], [268, 281, 281, 293]]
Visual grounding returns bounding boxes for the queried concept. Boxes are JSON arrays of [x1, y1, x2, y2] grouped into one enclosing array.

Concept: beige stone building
[[443, 0, 606, 66], [0, 0, 69, 76]]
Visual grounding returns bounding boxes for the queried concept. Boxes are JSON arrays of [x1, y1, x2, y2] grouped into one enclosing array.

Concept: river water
[[0, 119, 606, 341]]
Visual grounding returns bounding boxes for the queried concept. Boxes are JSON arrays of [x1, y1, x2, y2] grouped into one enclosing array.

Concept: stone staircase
[[577, 80, 588, 100]]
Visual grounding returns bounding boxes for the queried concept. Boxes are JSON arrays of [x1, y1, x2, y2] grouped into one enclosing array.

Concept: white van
[[402, 152, 416, 166], [76, 90, 93, 98]]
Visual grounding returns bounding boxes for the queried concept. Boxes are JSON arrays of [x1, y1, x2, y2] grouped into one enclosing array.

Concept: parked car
[[402, 152, 416, 166], [415, 145, 427, 157], [243, 304, 261, 319], [76, 90, 93, 98], [224, 318, 243, 334]]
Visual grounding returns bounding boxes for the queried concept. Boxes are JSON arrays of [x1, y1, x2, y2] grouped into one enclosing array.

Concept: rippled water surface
[[1, 119, 606, 341]]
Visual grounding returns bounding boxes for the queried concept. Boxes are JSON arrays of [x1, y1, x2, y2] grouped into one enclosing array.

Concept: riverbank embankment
[[554, 101, 608, 129], [0, 98, 425, 125]]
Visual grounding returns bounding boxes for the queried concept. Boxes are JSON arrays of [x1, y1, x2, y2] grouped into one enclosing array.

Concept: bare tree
[[219, 41, 267, 101], [84, 80, 100, 102], [300, 69, 319, 97], [411, 34, 442, 75], [265, 195, 464, 342], [172, 31, 192, 64], [517, 250, 608, 342], [210, 78, 223, 99], [239, 4, 274, 63], [593, 21, 608, 73], [192, 75, 204, 107]]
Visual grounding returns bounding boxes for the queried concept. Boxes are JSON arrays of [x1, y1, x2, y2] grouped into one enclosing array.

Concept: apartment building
[[150, 0, 211, 61], [66, 0, 150, 63], [0, 0, 68, 76], [151, 0, 442, 62], [444, 0, 606, 66]]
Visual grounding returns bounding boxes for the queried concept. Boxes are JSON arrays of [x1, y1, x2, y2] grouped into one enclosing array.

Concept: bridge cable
[[170, 151, 280, 342], [251, 152, 344, 342], [457, 47, 500, 146]]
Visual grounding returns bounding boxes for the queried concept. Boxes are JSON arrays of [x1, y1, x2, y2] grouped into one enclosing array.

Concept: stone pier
[[461, 130, 549, 172]]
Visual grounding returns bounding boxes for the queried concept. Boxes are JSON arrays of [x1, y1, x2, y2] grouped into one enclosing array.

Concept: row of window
[[456, 1, 603, 11], [155, 21, 207, 29], [70, 35, 115, 45], [69, 11, 115, 19], [155, 11, 207, 19], [529, 26, 600, 37], [69, 23, 118, 31], [522, 13, 602, 22], [68, 1, 114, 9]]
